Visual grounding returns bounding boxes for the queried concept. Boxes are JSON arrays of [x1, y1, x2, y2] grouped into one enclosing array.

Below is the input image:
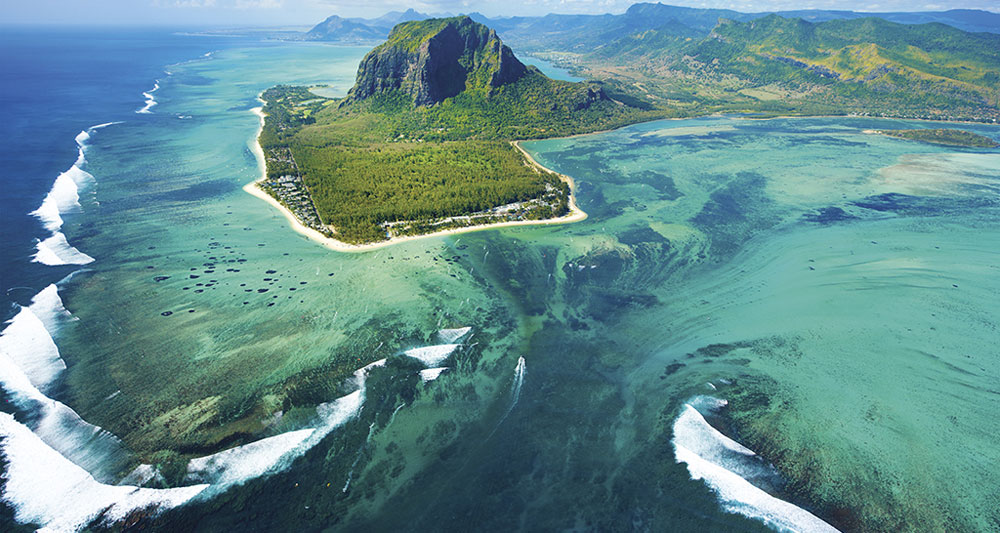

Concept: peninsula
[[251, 16, 657, 248], [869, 128, 999, 148]]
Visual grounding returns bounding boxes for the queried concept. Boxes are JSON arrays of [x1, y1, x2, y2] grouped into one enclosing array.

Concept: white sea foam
[[119, 464, 164, 487], [0, 326, 130, 481], [33, 233, 95, 266], [303, 358, 380, 444], [136, 81, 159, 114], [0, 284, 74, 391], [185, 429, 315, 487], [30, 122, 109, 266], [314, 389, 364, 438], [184, 359, 383, 493], [0, 285, 129, 481], [0, 283, 381, 529], [30, 165, 92, 233], [0, 412, 207, 533], [437, 326, 472, 344], [672, 400, 840, 533], [29, 284, 76, 332], [402, 344, 460, 367], [419, 367, 448, 382]]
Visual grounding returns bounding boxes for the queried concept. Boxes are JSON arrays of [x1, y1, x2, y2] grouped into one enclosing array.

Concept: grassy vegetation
[[259, 15, 1000, 245], [874, 128, 1000, 147], [576, 15, 1000, 123], [259, 21, 656, 245], [296, 139, 568, 243]]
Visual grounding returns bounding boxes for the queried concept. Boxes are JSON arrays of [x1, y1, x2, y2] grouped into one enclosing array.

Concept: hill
[[257, 17, 657, 245], [583, 14, 1000, 121], [305, 8, 433, 42], [470, 2, 1000, 53], [304, 15, 385, 42]]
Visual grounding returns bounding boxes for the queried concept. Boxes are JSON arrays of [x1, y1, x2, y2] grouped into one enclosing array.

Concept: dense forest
[[258, 15, 1000, 245], [874, 128, 1000, 147], [257, 18, 651, 244], [258, 82, 596, 244]]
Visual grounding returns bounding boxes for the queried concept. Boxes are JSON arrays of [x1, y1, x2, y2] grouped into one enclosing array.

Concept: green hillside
[[258, 17, 657, 245], [584, 15, 1000, 121]]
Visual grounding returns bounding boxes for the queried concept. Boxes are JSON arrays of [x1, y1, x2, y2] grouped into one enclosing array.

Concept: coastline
[[244, 103, 588, 253], [737, 113, 1000, 127], [244, 101, 996, 254]]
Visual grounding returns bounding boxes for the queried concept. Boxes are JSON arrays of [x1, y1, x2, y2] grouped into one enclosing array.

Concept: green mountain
[[336, 16, 642, 137], [304, 15, 385, 42], [304, 9, 432, 42], [591, 14, 1000, 120], [468, 3, 1000, 54], [258, 17, 656, 244], [346, 16, 529, 106]]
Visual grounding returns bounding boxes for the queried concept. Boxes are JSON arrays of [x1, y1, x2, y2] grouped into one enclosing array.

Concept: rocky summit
[[346, 16, 529, 106]]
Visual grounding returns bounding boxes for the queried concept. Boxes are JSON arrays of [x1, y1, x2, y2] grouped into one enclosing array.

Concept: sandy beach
[[244, 105, 588, 253]]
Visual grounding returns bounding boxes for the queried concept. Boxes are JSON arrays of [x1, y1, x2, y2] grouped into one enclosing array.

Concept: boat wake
[[672, 397, 840, 533], [488, 356, 526, 438]]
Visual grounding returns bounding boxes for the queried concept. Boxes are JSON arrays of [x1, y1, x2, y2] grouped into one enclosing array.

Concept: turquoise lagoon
[[2, 37, 999, 532]]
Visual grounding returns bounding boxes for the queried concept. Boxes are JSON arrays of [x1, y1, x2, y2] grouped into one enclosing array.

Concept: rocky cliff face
[[346, 17, 528, 106]]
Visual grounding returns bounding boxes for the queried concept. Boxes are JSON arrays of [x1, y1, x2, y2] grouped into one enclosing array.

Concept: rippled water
[[2, 31, 999, 532]]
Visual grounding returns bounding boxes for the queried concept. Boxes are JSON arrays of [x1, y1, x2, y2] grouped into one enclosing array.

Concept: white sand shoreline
[[243, 101, 588, 253]]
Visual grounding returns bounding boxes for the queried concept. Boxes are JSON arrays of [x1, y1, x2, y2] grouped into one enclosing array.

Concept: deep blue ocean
[[1, 25, 997, 533], [0, 27, 241, 321]]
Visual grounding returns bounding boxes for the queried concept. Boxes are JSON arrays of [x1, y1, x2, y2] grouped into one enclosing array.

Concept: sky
[[2, 0, 996, 26]]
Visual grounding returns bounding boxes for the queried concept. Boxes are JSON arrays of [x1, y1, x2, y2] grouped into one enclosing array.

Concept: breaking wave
[[0, 284, 398, 530], [419, 367, 448, 382], [437, 326, 471, 344], [184, 359, 381, 496], [403, 344, 460, 367], [136, 81, 159, 114], [0, 284, 131, 480], [0, 413, 208, 532], [33, 232, 95, 266], [186, 429, 315, 487], [29, 122, 114, 265], [672, 397, 840, 533]]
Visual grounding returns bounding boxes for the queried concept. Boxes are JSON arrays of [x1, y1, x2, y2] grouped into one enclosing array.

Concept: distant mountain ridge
[[472, 2, 1000, 51], [306, 8, 435, 41], [593, 13, 1000, 121], [305, 3, 999, 47]]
